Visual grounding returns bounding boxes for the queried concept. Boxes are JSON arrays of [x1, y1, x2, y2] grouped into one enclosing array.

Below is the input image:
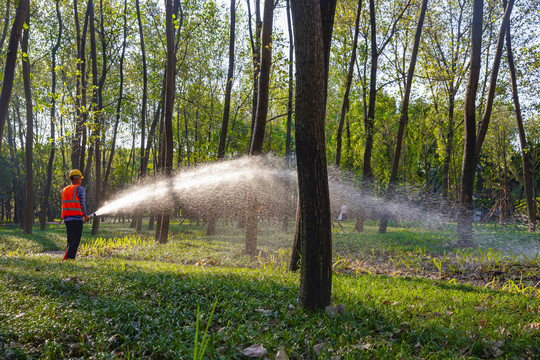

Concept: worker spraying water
[[61, 169, 91, 261]]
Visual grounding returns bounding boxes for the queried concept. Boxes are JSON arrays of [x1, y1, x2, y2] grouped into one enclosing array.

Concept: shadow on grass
[[2, 256, 539, 359]]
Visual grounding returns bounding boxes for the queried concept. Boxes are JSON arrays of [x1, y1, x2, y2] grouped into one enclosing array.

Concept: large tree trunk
[[21, 9, 33, 234], [155, 0, 177, 244], [379, 0, 428, 233], [40, 0, 62, 230], [0, 0, 28, 153], [457, 0, 483, 246], [244, 0, 273, 255], [291, 0, 336, 310], [336, 0, 362, 168], [505, 9, 536, 232]]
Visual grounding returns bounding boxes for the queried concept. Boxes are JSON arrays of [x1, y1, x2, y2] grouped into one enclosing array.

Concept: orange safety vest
[[61, 185, 83, 218]]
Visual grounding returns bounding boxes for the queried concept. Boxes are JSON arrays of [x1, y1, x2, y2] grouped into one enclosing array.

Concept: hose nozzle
[[87, 212, 96, 220]]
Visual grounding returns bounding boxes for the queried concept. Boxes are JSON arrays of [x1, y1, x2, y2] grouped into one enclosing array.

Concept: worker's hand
[[83, 215, 90, 222]]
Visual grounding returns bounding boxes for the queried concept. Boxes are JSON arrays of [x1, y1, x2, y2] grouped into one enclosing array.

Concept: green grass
[[1, 220, 539, 359]]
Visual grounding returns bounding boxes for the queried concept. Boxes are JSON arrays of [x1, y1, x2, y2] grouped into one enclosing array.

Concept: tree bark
[[291, 0, 336, 310], [208, 0, 236, 236], [217, 0, 236, 161], [88, 0, 101, 235], [504, 8, 536, 232], [40, 0, 62, 230], [475, 0, 513, 157], [244, 0, 273, 255], [72, 0, 89, 170], [155, 0, 177, 244], [247, 0, 262, 135], [0, 0, 28, 153], [0, 0, 11, 51], [379, 0, 428, 233], [103, 0, 128, 192], [21, 8, 33, 234], [457, 0, 483, 245]]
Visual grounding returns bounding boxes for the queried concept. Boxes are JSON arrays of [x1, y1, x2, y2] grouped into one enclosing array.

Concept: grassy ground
[[1, 219, 539, 359]]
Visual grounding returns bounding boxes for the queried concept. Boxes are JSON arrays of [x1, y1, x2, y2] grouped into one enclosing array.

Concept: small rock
[[325, 304, 346, 317], [313, 343, 324, 354], [243, 344, 268, 358], [275, 346, 289, 360], [255, 308, 273, 316]]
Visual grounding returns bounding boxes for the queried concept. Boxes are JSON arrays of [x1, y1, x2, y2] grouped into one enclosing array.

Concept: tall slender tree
[[336, 0, 362, 168], [504, 0, 536, 232], [21, 9, 33, 234], [379, 0, 428, 233], [40, 0, 62, 230], [244, 0, 273, 255], [0, 0, 11, 56], [134, 0, 148, 232], [475, 0, 514, 156], [207, 0, 236, 236], [155, 0, 177, 243], [0, 0, 28, 153], [103, 0, 128, 192], [457, 0, 483, 245]]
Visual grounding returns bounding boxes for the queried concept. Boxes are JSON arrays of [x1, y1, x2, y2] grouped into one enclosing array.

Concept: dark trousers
[[63, 221, 83, 260]]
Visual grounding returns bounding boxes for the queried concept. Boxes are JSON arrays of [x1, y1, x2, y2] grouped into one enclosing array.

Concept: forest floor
[[1, 220, 539, 359]]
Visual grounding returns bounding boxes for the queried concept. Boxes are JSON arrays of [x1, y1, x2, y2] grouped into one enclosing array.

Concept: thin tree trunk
[[0, 0, 28, 153], [7, 109, 23, 224], [207, 0, 237, 236], [475, 0, 513, 157], [72, 0, 88, 169], [88, 0, 100, 234], [379, 0, 428, 233], [218, 0, 236, 161], [40, 0, 62, 230], [21, 8, 33, 234], [505, 8, 536, 232], [155, 0, 177, 244], [0, 0, 11, 51], [285, 0, 294, 165], [457, 0, 483, 246], [281, 0, 294, 233], [103, 0, 128, 192], [245, 0, 273, 255], [336, 0, 362, 167], [247, 0, 262, 135]]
